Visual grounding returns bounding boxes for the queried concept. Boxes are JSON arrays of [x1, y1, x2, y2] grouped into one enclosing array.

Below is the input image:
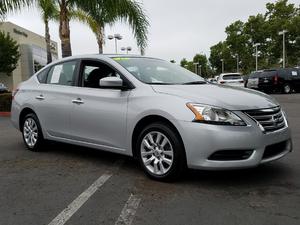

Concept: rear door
[[69, 59, 131, 152], [35, 60, 79, 139]]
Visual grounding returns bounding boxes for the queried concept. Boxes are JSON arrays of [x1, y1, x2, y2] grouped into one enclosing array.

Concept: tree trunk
[[59, 0, 72, 57], [95, 26, 104, 54], [44, 18, 52, 64]]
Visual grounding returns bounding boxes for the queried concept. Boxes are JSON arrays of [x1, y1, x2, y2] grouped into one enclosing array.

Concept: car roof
[[51, 54, 159, 63]]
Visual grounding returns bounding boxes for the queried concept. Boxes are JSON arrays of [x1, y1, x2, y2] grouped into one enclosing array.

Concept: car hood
[[151, 84, 279, 110]]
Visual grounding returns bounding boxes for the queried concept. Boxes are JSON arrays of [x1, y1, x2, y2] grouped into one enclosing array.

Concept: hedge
[[0, 93, 12, 112]]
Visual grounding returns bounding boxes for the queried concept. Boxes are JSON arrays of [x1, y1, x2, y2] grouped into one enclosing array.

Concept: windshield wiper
[[182, 81, 207, 85], [146, 82, 176, 85]]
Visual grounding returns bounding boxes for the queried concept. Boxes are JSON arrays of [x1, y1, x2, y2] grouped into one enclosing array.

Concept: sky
[[5, 0, 300, 63]]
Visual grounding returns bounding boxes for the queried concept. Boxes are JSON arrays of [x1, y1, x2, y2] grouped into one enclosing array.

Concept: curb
[[0, 112, 11, 117]]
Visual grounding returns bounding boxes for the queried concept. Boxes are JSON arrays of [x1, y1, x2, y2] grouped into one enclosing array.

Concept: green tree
[[180, 58, 188, 67], [193, 54, 208, 77], [209, 41, 235, 74], [0, 31, 20, 75], [265, 0, 299, 67]]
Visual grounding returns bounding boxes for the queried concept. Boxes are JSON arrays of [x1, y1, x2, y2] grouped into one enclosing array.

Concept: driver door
[[70, 60, 130, 152]]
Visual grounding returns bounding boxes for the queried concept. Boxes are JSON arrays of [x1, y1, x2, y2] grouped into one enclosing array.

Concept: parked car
[[207, 78, 217, 83], [0, 83, 8, 93], [217, 73, 244, 87], [247, 71, 263, 89], [257, 68, 300, 94], [11, 55, 292, 181]]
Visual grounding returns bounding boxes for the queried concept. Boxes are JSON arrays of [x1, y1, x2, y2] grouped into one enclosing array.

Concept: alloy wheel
[[140, 131, 174, 175], [23, 118, 38, 148]]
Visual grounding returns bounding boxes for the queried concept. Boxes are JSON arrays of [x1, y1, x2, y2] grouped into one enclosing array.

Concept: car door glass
[[46, 61, 76, 86], [82, 63, 118, 89]]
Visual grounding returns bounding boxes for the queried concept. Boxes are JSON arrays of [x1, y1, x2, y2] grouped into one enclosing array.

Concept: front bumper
[[177, 112, 292, 170]]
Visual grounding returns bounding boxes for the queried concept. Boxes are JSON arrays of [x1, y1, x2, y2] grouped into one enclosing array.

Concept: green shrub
[[0, 93, 12, 112]]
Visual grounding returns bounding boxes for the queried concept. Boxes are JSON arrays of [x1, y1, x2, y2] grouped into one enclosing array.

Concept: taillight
[[273, 74, 278, 85], [12, 88, 19, 100], [220, 81, 226, 84]]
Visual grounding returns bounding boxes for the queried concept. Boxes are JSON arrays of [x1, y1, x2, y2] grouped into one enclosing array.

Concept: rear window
[[222, 74, 241, 80], [262, 70, 277, 77], [37, 69, 49, 83]]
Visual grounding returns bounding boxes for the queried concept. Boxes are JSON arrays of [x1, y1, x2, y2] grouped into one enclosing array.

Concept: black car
[[253, 68, 300, 94]]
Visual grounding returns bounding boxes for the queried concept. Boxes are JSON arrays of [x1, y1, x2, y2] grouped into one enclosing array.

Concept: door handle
[[72, 98, 84, 105], [35, 95, 45, 100]]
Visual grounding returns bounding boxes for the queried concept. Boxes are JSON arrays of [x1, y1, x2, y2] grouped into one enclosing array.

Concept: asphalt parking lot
[[0, 94, 300, 225]]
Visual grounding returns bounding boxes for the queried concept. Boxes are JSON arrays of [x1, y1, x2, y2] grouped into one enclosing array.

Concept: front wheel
[[22, 113, 45, 151], [136, 122, 186, 181]]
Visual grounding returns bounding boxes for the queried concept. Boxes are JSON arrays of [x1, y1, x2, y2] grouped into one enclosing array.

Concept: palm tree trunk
[[59, 0, 72, 57], [95, 26, 104, 54], [44, 18, 52, 64]]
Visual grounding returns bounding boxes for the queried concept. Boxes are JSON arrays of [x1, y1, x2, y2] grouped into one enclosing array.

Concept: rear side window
[[46, 61, 77, 86], [223, 74, 241, 80], [36, 69, 49, 84]]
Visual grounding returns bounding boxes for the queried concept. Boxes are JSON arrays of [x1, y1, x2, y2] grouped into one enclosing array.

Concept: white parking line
[[115, 194, 141, 225], [48, 173, 112, 225]]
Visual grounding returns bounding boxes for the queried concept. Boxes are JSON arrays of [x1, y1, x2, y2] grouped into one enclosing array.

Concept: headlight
[[186, 103, 246, 126]]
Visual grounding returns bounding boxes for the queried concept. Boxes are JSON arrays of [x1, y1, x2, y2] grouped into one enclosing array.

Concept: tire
[[136, 122, 186, 181], [21, 113, 45, 151], [283, 83, 292, 94]]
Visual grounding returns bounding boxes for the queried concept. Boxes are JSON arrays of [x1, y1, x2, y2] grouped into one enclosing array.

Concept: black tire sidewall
[[22, 113, 44, 151], [136, 122, 186, 181]]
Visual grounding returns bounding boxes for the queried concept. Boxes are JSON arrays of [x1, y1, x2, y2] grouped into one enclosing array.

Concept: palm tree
[[74, 0, 149, 54], [38, 0, 58, 64], [1, 0, 149, 57]]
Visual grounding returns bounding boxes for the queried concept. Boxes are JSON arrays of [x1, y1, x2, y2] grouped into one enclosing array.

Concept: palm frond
[[0, 0, 35, 15], [76, 0, 149, 53]]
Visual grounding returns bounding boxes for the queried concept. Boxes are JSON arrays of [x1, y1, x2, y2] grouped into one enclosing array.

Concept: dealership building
[[0, 22, 58, 90]]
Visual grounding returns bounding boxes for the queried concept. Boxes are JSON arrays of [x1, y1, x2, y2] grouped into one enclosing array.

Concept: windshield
[[222, 74, 242, 80], [113, 57, 205, 85]]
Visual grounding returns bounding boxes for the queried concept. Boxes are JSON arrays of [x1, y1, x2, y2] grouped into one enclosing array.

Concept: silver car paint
[[11, 55, 292, 169]]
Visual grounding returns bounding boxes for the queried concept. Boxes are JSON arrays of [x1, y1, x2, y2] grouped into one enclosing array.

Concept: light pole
[[121, 46, 132, 54], [279, 30, 288, 68], [235, 54, 239, 73], [193, 62, 199, 74], [254, 43, 260, 71], [108, 34, 123, 54], [199, 65, 202, 76], [220, 59, 224, 73]]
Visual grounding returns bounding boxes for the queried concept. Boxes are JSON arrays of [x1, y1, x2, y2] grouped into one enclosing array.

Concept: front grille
[[244, 106, 286, 133], [208, 150, 254, 161], [263, 141, 289, 159]]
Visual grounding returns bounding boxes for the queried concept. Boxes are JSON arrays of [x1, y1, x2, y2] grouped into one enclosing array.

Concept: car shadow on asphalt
[[41, 141, 294, 188]]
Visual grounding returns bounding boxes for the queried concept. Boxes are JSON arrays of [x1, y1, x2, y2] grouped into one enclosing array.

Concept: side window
[[81, 61, 119, 89], [46, 61, 77, 86], [37, 68, 49, 84]]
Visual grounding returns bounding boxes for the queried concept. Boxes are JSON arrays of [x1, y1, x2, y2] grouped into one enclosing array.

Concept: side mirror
[[100, 77, 123, 88]]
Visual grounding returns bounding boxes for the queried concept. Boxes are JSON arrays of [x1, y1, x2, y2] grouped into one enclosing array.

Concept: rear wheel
[[283, 83, 292, 94], [22, 113, 45, 151], [136, 122, 186, 181]]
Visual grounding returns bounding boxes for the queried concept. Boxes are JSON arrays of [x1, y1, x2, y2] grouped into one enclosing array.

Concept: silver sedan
[[11, 55, 292, 181]]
